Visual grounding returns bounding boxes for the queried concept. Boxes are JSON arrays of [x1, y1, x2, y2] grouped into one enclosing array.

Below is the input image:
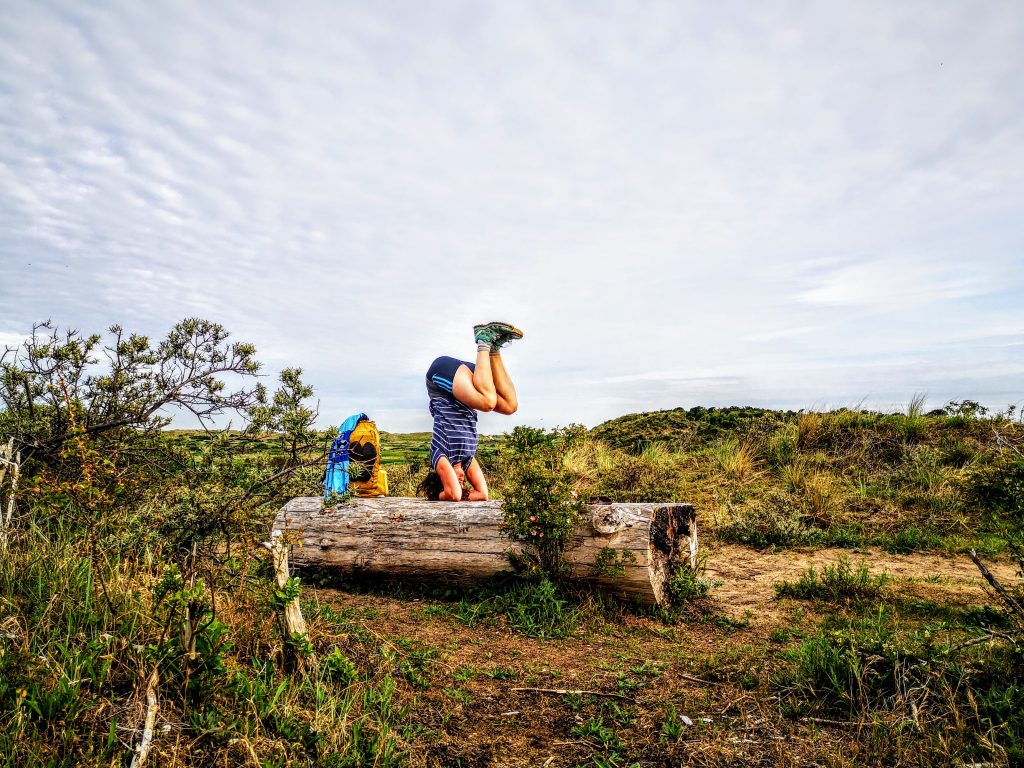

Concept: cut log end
[[648, 505, 698, 607]]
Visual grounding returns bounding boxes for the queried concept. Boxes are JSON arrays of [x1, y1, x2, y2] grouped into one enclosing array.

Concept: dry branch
[[129, 667, 159, 768], [969, 549, 1024, 620]]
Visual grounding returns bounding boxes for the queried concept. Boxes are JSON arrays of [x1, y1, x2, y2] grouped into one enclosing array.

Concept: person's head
[[416, 469, 445, 500]]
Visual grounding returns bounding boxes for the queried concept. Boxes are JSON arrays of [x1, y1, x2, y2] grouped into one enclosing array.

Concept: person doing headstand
[[418, 322, 523, 501]]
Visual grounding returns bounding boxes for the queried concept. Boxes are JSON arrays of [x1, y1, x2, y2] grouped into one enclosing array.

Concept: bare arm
[[435, 456, 463, 501], [464, 457, 489, 501]]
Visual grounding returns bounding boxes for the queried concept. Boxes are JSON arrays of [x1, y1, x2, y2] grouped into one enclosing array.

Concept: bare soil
[[312, 544, 1019, 767]]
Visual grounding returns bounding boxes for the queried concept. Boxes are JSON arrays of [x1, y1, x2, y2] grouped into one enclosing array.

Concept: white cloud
[[1, 1, 1022, 429], [794, 258, 995, 307]]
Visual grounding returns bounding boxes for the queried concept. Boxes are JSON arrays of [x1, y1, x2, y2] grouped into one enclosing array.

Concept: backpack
[[324, 413, 389, 499]]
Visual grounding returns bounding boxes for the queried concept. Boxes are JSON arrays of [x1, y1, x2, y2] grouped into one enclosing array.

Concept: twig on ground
[[969, 550, 1024, 620], [802, 716, 852, 727], [511, 687, 636, 703], [678, 672, 722, 686]]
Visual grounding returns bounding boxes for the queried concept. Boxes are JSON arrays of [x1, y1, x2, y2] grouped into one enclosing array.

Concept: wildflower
[[529, 515, 536, 522]]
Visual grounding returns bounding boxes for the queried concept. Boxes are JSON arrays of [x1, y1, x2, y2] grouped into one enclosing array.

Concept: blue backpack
[[324, 413, 388, 498], [324, 413, 367, 498]]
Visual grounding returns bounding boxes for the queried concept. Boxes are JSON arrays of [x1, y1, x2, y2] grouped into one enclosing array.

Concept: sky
[[1, 1, 1022, 432]]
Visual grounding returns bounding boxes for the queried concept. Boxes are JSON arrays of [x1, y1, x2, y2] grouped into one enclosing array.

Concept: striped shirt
[[425, 356, 478, 468]]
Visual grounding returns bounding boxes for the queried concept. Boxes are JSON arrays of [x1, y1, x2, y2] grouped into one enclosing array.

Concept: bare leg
[[453, 349, 498, 411], [489, 352, 518, 415]]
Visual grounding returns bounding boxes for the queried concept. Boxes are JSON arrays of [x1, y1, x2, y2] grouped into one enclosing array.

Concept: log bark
[[272, 497, 696, 607]]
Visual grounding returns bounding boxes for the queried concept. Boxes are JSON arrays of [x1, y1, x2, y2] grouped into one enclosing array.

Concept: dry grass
[[713, 438, 759, 483]]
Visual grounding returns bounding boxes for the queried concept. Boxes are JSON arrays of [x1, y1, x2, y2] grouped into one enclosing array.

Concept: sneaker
[[475, 321, 524, 349], [473, 323, 505, 346]]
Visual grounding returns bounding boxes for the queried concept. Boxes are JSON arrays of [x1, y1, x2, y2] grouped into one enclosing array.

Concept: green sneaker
[[474, 321, 524, 348], [473, 323, 505, 346], [492, 323, 524, 349]]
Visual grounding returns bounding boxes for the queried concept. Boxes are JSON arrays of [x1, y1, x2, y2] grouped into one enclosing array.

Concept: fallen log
[[272, 497, 697, 607]]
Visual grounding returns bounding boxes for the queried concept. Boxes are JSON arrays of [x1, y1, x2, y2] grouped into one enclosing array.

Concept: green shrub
[[717, 497, 819, 549], [666, 555, 713, 604], [499, 426, 587, 577]]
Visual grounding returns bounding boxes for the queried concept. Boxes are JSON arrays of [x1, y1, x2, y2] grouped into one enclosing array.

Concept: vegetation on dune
[[1, 319, 1022, 766]]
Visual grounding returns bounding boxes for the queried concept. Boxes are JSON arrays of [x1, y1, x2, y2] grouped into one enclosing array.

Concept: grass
[[774, 556, 888, 602], [3, 402, 1022, 766], [712, 438, 759, 482], [421, 578, 583, 639]]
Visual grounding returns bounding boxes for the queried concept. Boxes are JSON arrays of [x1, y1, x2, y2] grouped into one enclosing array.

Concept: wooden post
[[0, 439, 19, 551], [265, 530, 308, 638]]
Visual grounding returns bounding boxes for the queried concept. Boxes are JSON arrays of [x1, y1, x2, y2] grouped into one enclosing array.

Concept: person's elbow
[[494, 399, 518, 415]]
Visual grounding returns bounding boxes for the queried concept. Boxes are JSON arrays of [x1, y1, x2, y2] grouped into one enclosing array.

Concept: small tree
[[0, 318, 262, 471]]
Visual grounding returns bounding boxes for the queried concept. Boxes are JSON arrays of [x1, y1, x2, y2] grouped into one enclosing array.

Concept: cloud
[[0, 331, 28, 351], [1, 1, 1022, 430], [794, 258, 995, 307]]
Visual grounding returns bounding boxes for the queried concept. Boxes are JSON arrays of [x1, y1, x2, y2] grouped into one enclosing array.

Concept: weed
[[666, 552, 713, 604], [774, 556, 887, 602], [572, 715, 621, 750], [660, 705, 684, 742], [323, 647, 359, 686]]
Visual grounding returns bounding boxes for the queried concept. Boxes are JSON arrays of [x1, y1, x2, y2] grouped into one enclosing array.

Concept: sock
[[490, 344, 502, 355], [477, 339, 491, 353]]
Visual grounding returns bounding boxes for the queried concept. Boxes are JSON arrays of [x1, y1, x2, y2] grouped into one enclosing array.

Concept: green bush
[[666, 554, 713, 604], [717, 496, 819, 550], [499, 426, 587, 578]]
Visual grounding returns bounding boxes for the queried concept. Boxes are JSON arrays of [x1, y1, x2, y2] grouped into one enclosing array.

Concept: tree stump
[[272, 497, 697, 607]]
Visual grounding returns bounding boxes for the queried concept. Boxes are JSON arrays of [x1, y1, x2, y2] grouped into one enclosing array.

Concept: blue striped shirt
[[425, 356, 478, 468]]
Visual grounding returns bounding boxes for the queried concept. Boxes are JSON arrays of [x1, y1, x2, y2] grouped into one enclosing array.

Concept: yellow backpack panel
[[349, 419, 388, 497]]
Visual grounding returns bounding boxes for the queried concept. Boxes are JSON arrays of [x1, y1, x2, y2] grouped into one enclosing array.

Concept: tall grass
[[712, 438, 758, 482], [0, 521, 411, 766]]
